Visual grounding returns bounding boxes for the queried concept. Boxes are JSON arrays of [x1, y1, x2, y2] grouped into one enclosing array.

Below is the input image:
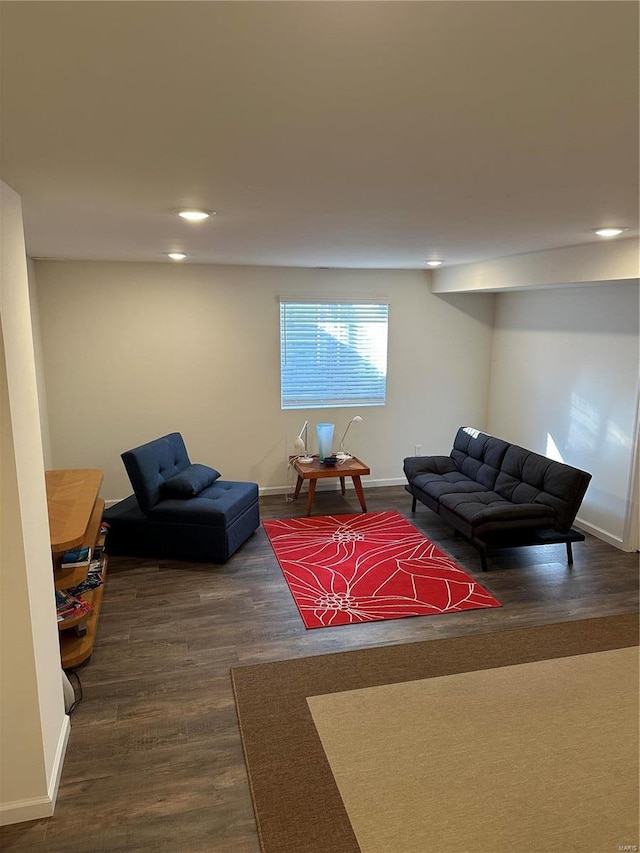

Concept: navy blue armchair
[[103, 432, 260, 563]]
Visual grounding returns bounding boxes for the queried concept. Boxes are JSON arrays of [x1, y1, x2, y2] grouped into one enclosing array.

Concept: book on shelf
[[67, 574, 103, 597], [60, 546, 91, 568], [55, 589, 94, 623], [88, 556, 105, 576]]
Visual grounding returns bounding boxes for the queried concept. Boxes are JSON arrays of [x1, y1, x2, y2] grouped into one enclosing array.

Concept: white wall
[[33, 261, 495, 503], [487, 282, 639, 548], [0, 181, 69, 825], [430, 238, 638, 293]]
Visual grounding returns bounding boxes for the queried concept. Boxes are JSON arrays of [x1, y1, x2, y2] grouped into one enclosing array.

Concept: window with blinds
[[280, 300, 388, 409]]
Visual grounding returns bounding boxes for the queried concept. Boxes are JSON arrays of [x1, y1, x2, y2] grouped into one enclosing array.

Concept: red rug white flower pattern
[[263, 510, 501, 628]]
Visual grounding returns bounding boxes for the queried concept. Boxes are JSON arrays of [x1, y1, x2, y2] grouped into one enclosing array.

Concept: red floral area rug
[[262, 510, 501, 629]]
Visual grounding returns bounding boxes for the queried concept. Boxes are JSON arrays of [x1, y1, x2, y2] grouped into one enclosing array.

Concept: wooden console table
[[290, 455, 370, 515], [46, 469, 107, 669]]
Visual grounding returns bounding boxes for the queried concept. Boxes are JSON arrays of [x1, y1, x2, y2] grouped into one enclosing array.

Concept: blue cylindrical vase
[[316, 423, 335, 462]]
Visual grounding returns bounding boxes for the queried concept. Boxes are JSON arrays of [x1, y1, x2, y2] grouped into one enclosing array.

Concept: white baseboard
[[49, 713, 71, 810], [0, 715, 70, 826], [0, 794, 53, 827], [574, 517, 631, 551]]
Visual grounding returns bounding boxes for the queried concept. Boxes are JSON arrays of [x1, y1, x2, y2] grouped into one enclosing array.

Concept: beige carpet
[[231, 614, 639, 853], [309, 647, 638, 853]]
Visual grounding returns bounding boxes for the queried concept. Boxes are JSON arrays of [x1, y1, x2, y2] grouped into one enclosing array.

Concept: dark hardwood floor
[[2, 486, 638, 852]]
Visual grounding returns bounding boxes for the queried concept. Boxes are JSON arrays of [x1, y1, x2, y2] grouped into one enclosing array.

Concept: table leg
[[293, 475, 303, 500], [340, 476, 346, 495], [306, 479, 317, 516], [352, 476, 367, 512]]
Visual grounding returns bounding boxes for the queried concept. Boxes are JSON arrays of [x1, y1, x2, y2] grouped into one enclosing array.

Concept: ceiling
[[1, 1, 638, 270]]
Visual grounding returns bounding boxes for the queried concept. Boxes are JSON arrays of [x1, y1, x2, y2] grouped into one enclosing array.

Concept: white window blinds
[[280, 300, 388, 409]]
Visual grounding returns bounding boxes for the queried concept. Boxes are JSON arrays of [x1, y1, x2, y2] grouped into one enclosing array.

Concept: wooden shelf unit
[[46, 469, 108, 670]]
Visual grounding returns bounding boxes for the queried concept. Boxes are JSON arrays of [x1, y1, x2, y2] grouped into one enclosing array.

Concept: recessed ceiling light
[[592, 227, 629, 238], [176, 209, 215, 221], [426, 260, 444, 267], [167, 252, 187, 261]]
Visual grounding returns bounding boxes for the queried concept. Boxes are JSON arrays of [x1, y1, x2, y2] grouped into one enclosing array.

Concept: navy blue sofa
[[103, 433, 260, 563], [404, 426, 591, 571]]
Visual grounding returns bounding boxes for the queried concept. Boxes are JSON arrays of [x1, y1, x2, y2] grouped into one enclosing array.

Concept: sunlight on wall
[[605, 420, 632, 449], [545, 433, 565, 463], [567, 393, 599, 454], [565, 393, 632, 457]]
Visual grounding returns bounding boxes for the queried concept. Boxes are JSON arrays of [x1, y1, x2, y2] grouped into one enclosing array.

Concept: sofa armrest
[[403, 455, 458, 481]]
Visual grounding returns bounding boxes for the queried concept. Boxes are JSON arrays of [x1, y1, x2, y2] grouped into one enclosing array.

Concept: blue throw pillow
[[162, 464, 221, 498]]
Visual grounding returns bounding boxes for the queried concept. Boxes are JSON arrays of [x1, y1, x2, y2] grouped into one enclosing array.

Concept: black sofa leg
[[411, 496, 416, 512], [566, 541, 574, 566], [475, 541, 489, 572]]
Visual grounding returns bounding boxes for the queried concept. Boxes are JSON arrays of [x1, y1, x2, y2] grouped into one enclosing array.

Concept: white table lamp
[[336, 416, 363, 459], [293, 421, 313, 463]]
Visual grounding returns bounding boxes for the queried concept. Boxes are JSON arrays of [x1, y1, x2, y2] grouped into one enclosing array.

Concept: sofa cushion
[[162, 463, 221, 498], [450, 428, 510, 490], [411, 470, 487, 501], [149, 480, 259, 527], [121, 432, 190, 513], [439, 490, 556, 536], [494, 445, 591, 531]]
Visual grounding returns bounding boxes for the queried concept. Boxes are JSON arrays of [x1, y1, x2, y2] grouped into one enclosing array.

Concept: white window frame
[[279, 298, 389, 410]]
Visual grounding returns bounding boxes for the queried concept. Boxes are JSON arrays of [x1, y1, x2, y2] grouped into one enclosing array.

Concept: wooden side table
[[290, 455, 371, 515]]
